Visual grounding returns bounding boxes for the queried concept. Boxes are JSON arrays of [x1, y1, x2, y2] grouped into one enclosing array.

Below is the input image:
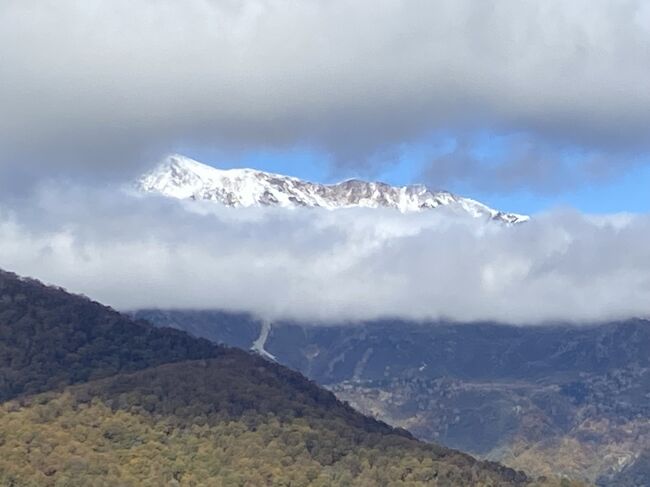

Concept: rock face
[[137, 154, 529, 223], [134, 309, 650, 487]]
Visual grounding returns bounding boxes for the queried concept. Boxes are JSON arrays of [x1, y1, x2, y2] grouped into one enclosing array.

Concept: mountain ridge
[[134, 309, 649, 486], [0, 268, 580, 486], [137, 154, 529, 224]]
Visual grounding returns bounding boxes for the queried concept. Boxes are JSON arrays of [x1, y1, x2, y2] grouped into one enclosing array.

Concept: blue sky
[[179, 141, 650, 216], [4, 0, 650, 218]]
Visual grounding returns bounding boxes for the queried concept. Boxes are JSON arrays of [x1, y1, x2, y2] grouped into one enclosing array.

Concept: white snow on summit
[[137, 155, 529, 224]]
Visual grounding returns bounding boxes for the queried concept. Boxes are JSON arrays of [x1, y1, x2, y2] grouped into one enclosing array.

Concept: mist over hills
[[1, 160, 649, 324]]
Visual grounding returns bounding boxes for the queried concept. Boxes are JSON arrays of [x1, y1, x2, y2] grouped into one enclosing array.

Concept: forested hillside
[[136, 310, 648, 485], [0, 271, 218, 401], [0, 270, 584, 486], [0, 358, 532, 486]]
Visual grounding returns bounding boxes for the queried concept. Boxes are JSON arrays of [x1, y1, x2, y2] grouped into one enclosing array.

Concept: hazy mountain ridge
[[135, 310, 649, 486], [137, 154, 529, 224]]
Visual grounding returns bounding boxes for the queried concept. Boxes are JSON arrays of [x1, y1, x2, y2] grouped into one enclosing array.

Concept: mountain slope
[[135, 310, 649, 486], [0, 358, 528, 487], [0, 269, 578, 486], [137, 154, 528, 224], [0, 270, 219, 402]]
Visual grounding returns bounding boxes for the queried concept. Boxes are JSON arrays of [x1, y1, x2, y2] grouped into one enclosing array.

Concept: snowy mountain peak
[[137, 154, 529, 224]]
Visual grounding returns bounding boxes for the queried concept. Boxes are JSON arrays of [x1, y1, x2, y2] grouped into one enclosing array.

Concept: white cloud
[[1, 185, 649, 324], [2, 0, 650, 187]]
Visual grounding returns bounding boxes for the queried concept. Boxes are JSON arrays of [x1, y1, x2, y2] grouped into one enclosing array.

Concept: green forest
[[0, 270, 586, 486]]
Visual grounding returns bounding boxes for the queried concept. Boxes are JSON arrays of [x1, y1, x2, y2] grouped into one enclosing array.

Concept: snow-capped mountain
[[137, 155, 529, 224]]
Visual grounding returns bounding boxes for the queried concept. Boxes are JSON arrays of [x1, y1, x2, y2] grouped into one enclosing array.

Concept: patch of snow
[[136, 154, 529, 224], [251, 320, 276, 361]]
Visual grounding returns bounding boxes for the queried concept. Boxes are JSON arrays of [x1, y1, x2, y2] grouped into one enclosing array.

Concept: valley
[[0, 269, 578, 486], [135, 310, 650, 486]]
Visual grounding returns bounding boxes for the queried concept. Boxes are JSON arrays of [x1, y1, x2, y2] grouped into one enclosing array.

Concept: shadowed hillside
[[135, 310, 650, 485], [0, 269, 583, 486]]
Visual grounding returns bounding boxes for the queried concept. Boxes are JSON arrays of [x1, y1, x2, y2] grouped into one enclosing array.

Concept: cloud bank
[[1, 186, 649, 324], [3, 0, 650, 190]]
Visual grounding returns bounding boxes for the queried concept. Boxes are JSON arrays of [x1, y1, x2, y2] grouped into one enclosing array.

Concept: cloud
[[2, 0, 650, 191], [1, 185, 649, 324]]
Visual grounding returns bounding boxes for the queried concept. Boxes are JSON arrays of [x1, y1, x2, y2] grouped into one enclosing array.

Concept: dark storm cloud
[[2, 0, 650, 191]]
